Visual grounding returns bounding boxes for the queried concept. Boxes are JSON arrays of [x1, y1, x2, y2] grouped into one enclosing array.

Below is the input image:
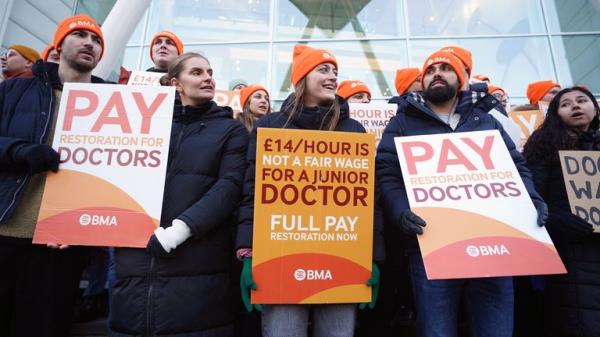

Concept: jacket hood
[[278, 92, 350, 129]]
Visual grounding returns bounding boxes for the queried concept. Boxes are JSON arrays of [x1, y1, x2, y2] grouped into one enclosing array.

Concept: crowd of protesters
[[0, 13, 599, 337]]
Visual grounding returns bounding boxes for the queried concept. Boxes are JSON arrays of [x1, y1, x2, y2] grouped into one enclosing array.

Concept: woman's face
[[248, 90, 270, 116], [303, 62, 338, 107], [557, 90, 597, 132], [171, 57, 215, 106], [347, 92, 371, 103]]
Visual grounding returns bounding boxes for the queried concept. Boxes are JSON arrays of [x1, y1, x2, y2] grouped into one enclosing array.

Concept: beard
[[64, 50, 98, 73], [424, 79, 458, 104]]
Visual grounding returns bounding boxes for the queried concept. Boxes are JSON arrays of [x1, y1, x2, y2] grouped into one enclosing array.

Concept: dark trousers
[[409, 254, 514, 337], [0, 236, 87, 337]]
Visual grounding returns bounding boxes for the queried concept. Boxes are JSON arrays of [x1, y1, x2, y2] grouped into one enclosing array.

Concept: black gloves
[[400, 209, 426, 235], [532, 199, 549, 227], [11, 143, 59, 174], [546, 209, 593, 240]]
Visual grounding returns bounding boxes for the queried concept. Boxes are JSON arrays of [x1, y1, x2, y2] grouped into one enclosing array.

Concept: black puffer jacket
[[235, 94, 385, 262], [0, 61, 104, 224], [109, 101, 249, 337], [527, 130, 600, 337]]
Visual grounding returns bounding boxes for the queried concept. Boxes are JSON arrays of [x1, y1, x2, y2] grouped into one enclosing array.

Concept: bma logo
[[79, 214, 118, 226], [466, 244, 510, 257], [69, 21, 96, 30], [427, 57, 450, 66], [293, 268, 333, 281]]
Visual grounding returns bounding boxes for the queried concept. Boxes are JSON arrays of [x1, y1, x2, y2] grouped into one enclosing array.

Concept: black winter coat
[[109, 101, 249, 337], [527, 130, 600, 337], [0, 61, 104, 224], [235, 94, 385, 262], [376, 91, 544, 254]]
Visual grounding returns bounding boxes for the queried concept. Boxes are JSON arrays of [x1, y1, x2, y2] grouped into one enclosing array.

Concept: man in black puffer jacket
[[376, 50, 547, 337], [0, 15, 106, 337]]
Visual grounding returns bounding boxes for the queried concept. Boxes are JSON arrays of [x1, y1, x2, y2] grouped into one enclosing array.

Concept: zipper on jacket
[[146, 255, 155, 337], [0, 85, 54, 223]]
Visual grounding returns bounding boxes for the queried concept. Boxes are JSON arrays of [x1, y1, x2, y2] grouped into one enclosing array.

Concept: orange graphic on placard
[[508, 110, 543, 148], [416, 207, 566, 279], [33, 169, 158, 247], [252, 128, 375, 304]]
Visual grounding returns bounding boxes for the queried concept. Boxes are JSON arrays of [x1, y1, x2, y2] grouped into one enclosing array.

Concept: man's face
[[542, 86, 561, 103], [46, 49, 60, 64], [422, 63, 459, 104], [1, 49, 32, 77], [151, 37, 179, 70], [60, 29, 102, 73]]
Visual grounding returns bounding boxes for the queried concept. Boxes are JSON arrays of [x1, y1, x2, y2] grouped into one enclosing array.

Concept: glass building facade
[[80, 0, 600, 106]]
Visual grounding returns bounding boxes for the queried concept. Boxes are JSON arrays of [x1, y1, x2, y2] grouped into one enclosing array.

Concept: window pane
[[410, 37, 556, 98], [145, 0, 270, 43], [189, 43, 269, 90], [552, 35, 600, 93], [275, 0, 404, 40], [121, 46, 143, 72], [406, 0, 545, 36], [544, 0, 600, 33], [272, 40, 407, 100]]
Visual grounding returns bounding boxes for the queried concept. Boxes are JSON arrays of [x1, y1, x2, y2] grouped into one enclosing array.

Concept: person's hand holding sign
[[400, 209, 427, 235], [532, 199, 549, 227], [359, 262, 380, 310], [10, 142, 59, 174], [240, 258, 262, 312], [146, 219, 192, 258]]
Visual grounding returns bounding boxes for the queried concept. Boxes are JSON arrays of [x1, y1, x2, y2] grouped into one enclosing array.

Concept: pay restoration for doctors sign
[[33, 83, 175, 247], [394, 130, 565, 279], [252, 128, 375, 304]]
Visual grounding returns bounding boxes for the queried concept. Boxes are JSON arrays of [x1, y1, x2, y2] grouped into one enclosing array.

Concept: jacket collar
[[279, 93, 349, 130], [173, 100, 232, 123], [31, 60, 106, 89]]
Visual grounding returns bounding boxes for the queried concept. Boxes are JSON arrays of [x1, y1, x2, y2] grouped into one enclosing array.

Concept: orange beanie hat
[[527, 80, 560, 105], [291, 44, 337, 86], [240, 84, 269, 109], [394, 68, 421, 95], [337, 80, 371, 100], [473, 74, 490, 82], [53, 15, 104, 59], [421, 51, 466, 91], [8, 45, 41, 63], [41, 45, 55, 61], [150, 31, 184, 62], [488, 85, 506, 95], [440, 45, 472, 75]]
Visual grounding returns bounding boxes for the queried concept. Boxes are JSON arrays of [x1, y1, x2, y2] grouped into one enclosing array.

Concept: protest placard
[[252, 128, 375, 303], [127, 70, 164, 86], [507, 109, 544, 149], [559, 151, 600, 232], [33, 83, 175, 247], [214, 89, 242, 117], [348, 103, 396, 146], [395, 130, 565, 279]]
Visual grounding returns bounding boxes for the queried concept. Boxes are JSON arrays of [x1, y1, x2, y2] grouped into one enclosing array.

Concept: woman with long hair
[[523, 85, 600, 337], [235, 44, 383, 337], [109, 52, 249, 337], [237, 84, 271, 132]]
